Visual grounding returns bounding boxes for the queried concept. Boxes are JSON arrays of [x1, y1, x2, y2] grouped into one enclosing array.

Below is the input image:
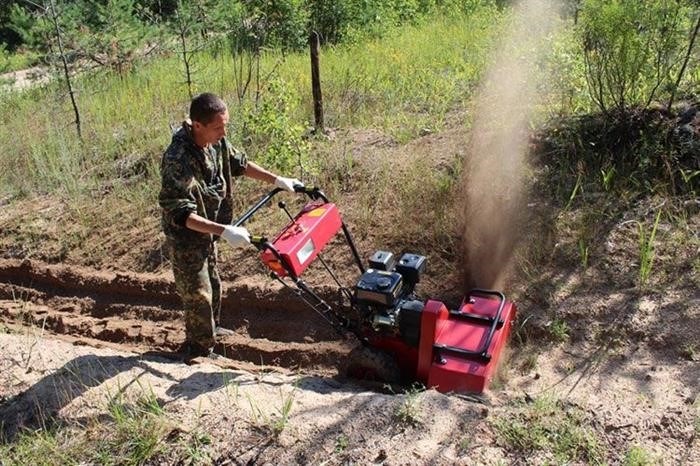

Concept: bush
[[577, 0, 696, 112], [239, 77, 311, 175]]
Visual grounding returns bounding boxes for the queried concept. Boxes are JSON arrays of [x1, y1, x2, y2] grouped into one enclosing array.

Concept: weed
[[457, 435, 472, 454], [678, 168, 700, 194], [520, 351, 538, 374], [97, 385, 168, 465], [601, 166, 616, 191], [564, 174, 583, 210], [623, 445, 656, 466], [679, 343, 697, 361], [394, 384, 424, 427], [547, 318, 570, 343], [578, 238, 589, 269], [244, 386, 297, 437], [561, 360, 577, 374], [180, 429, 213, 466], [334, 433, 349, 453], [0, 424, 82, 466], [638, 210, 662, 286], [222, 374, 240, 407], [492, 396, 603, 464], [272, 386, 297, 435]]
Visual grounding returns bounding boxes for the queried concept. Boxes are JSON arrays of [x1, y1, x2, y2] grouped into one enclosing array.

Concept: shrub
[[577, 0, 696, 112]]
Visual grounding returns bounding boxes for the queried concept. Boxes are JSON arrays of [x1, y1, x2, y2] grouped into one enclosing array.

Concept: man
[[159, 92, 302, 359]]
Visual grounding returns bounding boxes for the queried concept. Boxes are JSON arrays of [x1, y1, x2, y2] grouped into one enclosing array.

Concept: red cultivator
[[235, 186, 516, 393]]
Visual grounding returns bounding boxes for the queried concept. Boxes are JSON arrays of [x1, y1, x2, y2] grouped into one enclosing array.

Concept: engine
[[352, 250, 427, 347]]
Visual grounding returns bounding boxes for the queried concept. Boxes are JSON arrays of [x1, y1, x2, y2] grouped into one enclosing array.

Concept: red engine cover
[[261, 202, 342, 277], [416, 294, 516, 393]]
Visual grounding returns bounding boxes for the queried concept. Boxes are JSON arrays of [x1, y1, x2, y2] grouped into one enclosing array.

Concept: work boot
[[180, 342, 220, 362], [215, 326, 235, 337]]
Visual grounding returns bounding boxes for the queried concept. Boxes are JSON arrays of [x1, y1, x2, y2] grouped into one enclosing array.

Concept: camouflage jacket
[[159, 122, 247, 244]]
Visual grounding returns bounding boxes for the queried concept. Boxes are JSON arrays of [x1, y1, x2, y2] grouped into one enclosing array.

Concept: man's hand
[[221, 225, 251, 248], [274, 176, 304, 192]]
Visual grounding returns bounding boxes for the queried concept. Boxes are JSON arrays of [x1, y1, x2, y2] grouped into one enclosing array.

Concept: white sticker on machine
[[296, 238, 315, 265]]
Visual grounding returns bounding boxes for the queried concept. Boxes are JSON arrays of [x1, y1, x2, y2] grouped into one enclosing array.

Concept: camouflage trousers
[[168, 238, 221, 351]]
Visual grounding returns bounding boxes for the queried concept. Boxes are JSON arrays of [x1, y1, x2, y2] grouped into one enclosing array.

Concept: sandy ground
[[0, 330, 497, 465], [0, 66, 50, 92], [0, 258, 698, 465]]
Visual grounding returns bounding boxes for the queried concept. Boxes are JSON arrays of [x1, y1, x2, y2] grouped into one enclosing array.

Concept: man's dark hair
[[190, 93, 227, 124]]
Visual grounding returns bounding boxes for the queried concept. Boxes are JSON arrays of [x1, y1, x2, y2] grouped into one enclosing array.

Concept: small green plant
[[272, 387, 297, 435], [244, 386, 297, 437], [222, 374, 240, 407], [240, 77, 311, 175], [548, 318, 570, 343], [520, 351, 538, 374], [334, 433, 349, 453], [457, 435, 472, 454], [578, 238, 589, 269], [0, 424, 82, 466], [638, 210, 662, 286], [680, 343, 697, 361], [394, 384, 424, 427], [601, 166, 615, 191], [678, 168, 700, 194], [180, 429, 212, 465], [623, 445, 656, 466], [564, 174, 583, 210]]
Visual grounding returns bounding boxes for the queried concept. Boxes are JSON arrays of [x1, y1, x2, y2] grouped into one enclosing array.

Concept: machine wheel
[[344, 345, 402, 384]]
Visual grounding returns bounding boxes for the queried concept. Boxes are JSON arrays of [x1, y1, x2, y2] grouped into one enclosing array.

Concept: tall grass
[[638, 210, 662, 286], [0, 6, 503, 205]]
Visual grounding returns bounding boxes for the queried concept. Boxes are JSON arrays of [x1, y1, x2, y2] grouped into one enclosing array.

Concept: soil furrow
[[0, 259, 350, 373]]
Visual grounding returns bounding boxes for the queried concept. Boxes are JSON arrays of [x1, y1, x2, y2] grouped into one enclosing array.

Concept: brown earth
[[1, 123, 699, 464]]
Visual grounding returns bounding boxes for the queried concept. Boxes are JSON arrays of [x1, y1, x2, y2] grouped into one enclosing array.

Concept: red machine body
[[364, 293, 516, 393], [416, 295, 516, 393], [261, 201, 342, 277]]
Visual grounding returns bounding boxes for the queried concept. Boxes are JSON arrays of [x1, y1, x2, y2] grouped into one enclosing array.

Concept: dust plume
[[459, 0, 560, 291]]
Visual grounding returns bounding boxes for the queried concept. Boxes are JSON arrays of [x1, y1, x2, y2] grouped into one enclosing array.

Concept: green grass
[[334, 433, 349, 453], [637, 210, 662, 287], [0, 6, 514, 279], [492, 396, 604, 464], [622, 445, 657, 466], [548, 318, 570, 343], [244, 385, 298, 437], [0, 7, 503, 200], [0, 424, 82, 466], [0, 382, 230, 466], [0, 48, 40, 73], [0, 388, 170, 466]]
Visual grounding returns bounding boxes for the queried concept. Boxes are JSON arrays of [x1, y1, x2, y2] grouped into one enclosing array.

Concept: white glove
[[274, 176, 304, 192], [220, 225, 251, 248]]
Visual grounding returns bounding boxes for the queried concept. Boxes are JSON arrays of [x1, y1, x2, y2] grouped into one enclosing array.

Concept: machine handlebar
[[231, 185, 329, 228]]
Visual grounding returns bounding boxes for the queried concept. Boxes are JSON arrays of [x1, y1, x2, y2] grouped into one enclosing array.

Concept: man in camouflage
[[159, 92, 302, 358]]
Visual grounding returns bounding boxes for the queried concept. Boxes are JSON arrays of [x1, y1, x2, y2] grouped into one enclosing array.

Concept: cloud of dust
[[459, 0, 560, 291]]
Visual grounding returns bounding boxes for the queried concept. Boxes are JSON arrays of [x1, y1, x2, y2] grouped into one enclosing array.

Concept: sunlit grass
[[0, 7, 504, 201]]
